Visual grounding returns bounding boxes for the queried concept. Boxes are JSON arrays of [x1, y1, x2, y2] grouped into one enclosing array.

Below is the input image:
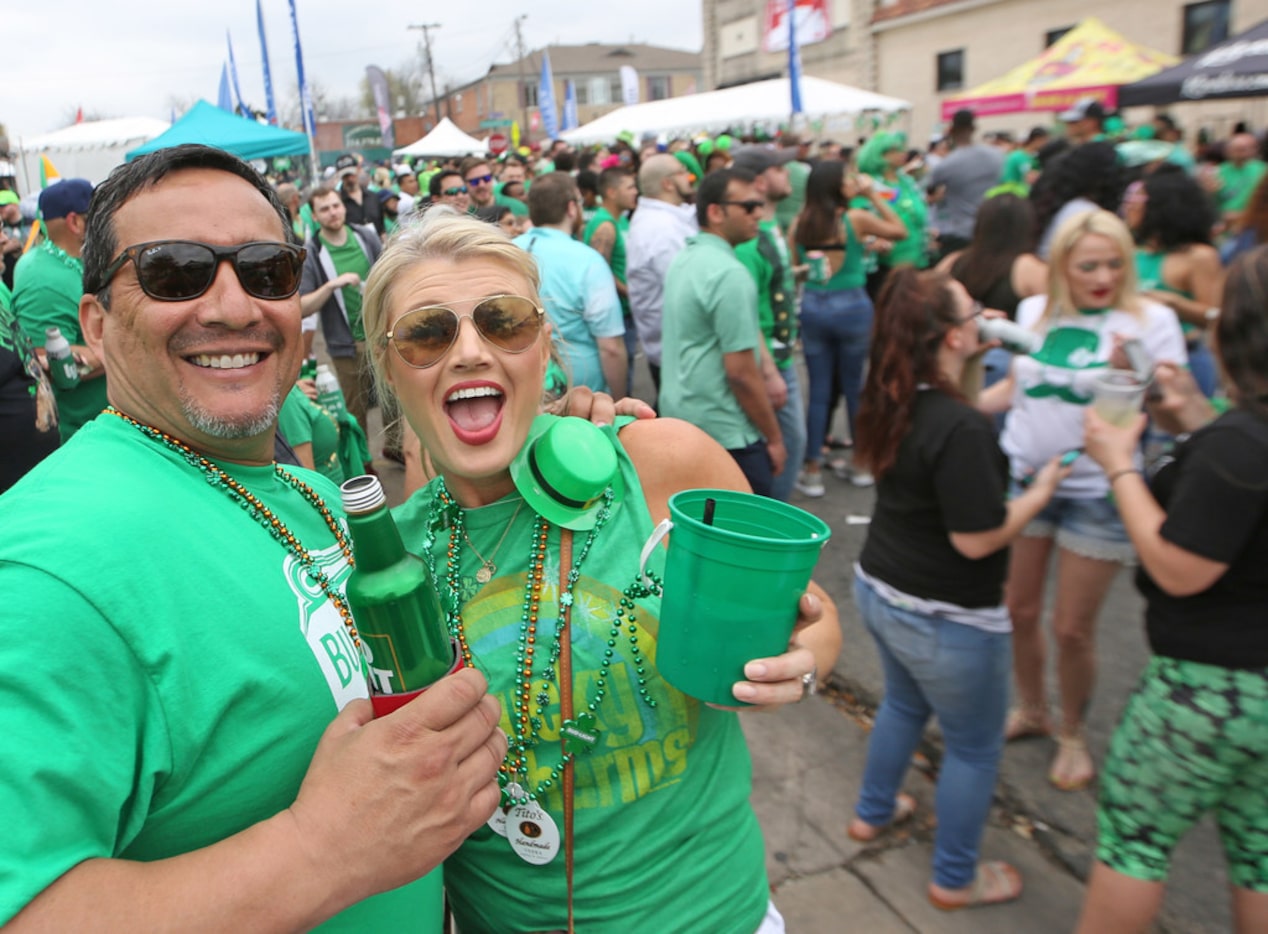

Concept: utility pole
[[513, 15, 530, 144], [408, 22, 444, 128]]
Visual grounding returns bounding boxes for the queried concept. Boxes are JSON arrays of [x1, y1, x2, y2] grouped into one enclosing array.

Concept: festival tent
[[393, 117, 487, 158], [940, 18, 1178, 120], [559, 76, 910, 145], [126, 100, 310, 161], [1119, 19, 1268, 106], [18, 117, 169, 187]]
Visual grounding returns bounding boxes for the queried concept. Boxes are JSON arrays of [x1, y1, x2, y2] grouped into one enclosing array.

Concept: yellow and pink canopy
[[940, 18, 1177, 120]]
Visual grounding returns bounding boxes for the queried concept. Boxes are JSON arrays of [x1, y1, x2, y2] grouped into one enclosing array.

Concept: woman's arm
[[1150, 246, 1225, 329], [976, 368, 1015, 414], [622, 418, 841, 707], [948, 455, 1068, 560], [1083, 409, 1229, 596], [848, 197, 908, 242]]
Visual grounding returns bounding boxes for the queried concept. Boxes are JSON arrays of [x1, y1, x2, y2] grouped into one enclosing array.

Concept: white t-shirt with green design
[[1001, 295, 1186, 497]]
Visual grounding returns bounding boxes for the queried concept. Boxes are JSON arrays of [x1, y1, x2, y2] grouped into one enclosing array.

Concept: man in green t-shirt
[[12, 178, 108, 441], [659, 167, 785, 496], [999, 126, 1049, 191], [583, 166, 639, 392], [1207, 132, 1267, 229], [298, 185, 382, 435], [0, 143, 503, 930], [732, 147, 807, 503]]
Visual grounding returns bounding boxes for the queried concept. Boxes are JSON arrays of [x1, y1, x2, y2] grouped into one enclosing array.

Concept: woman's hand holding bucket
[[725, 591, 830, 710]]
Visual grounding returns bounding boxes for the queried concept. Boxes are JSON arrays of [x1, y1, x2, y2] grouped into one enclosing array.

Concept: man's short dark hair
[[577, 170, 599, 197], [526, 172, 579, 226], [459, 156, 491, 179], [695, 167, 756, 228], [553, 150, 576, 173], [597, 166, 632, 197], [82, 143, 296, 307], [430, 169, 465, 197]]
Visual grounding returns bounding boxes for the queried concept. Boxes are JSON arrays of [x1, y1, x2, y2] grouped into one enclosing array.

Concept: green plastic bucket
[[641, 489, 831, 706]]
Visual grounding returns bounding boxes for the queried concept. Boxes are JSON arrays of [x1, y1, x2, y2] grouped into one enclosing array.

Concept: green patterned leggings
[[1096, 656, 1268, 890]]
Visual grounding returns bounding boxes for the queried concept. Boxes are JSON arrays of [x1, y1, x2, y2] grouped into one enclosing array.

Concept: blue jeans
[[800, 287, 873, 464], [853, 573, 1011, 889], [771, 365, 808, 501]]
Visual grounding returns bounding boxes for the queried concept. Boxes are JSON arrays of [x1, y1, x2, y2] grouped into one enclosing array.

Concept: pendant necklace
[[462, 499, 525, 583]]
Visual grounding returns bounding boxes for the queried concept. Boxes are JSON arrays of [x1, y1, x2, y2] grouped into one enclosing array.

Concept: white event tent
[[17, 117, 170, 188], [394, 117, 488, 158], [560, 77, 910, 144]]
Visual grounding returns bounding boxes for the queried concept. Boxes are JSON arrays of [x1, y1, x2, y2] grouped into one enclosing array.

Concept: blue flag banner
[[287, 0, 317, 140], [227, 32, 249, 117], [538, 52, 559, 140], [366, 65, 395, 150], [257, 0, 278, 124], [788, 0, 804, 114], [562, 79, 579, 131], [218, 63, 234, 112]]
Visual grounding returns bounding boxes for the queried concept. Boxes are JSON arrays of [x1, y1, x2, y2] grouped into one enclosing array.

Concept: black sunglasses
[[720, 199, 764, 214], [386, 294, 545, 368], [94, 239, 306, 302]]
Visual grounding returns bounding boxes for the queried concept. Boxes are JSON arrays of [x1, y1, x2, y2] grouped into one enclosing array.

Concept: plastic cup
[[639, 489, 831, 706], [1092, 369, 1147, 428]]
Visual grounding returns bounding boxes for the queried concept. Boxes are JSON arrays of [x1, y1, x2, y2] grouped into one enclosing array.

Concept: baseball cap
[[334, 154, 359, 177], [38, 178, 93, 220], [1059, 97, 1106, 122], [376, 188, 400, 205], [729, 145, 798, 174], [393, 163, 415, 179]]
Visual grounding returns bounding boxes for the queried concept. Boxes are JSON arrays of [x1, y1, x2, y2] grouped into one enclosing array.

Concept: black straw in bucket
[[702, 497, 717, 526]]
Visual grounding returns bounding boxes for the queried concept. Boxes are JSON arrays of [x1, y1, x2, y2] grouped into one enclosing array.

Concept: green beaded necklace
[[107, 407, 361, 648], [424, 477, 662, 809]]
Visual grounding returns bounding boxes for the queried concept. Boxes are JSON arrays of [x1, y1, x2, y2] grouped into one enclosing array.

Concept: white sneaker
[[796, 470, 826, 498], [850, 469, 875, 488]]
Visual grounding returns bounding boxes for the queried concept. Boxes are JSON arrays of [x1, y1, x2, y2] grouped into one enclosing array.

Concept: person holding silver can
[[978, 209, 1187, 791]]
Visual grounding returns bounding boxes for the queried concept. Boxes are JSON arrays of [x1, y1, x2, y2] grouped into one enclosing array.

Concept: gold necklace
[[461, 499, 524, 583], [106, 407, 360, 647]]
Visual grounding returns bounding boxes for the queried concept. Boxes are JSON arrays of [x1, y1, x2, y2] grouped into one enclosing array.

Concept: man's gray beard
[[179, 389, 282, 440]]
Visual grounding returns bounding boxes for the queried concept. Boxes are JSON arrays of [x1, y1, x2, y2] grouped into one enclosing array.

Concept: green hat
[[0, 191, 18, 206], [716, 134, 734, 150], [673, 150, 704, 180], [510, 415, 625, 530]]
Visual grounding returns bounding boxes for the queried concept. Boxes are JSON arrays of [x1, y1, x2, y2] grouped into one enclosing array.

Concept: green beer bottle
[[340, 475, 459, 715], [299, 356, 318, 382]]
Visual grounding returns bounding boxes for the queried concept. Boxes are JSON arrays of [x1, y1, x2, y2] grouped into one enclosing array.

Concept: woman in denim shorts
[[851, 269, 1069, 910], [981, 210, 1187, 790], [1074, 245, 1268, 933]]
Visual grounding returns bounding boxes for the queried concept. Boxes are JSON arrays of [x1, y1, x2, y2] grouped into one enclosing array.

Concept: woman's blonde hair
[[1041, 209, 1141, 326], [361, 207, 543, 401]]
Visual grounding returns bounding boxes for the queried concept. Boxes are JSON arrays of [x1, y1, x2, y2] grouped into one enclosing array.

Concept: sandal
[[1004, 705, 1051, 742], [847, 792, 917, 842], [1049, 733, 1096, 791], [928, 860, 1023, 911]]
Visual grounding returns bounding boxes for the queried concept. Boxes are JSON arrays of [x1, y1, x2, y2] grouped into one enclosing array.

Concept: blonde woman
[[980, 210, 1186, 790], [362, 210, 841, 933]]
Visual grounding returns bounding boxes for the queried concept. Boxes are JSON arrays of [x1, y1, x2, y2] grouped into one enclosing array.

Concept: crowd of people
[[0, 91, 1266, 930]]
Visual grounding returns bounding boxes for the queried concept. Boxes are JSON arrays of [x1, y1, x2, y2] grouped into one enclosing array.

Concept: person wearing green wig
[[857, 132, 929, 275]]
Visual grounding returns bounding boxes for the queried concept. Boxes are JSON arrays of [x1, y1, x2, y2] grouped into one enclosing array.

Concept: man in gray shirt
[[928, 109, 1003, 260]]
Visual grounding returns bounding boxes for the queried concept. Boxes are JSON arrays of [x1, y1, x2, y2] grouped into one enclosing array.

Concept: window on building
[[1045, 26, 1073, 47], [522, 82, 538, 108], [936, 50, 964, 92], [648, 76, 671, 101], [1182, 0, 1231, 54], [610, 77, 624, 103], [588, 77, 610, 105], [454, 93, 463, 114], [575, 82, 589, 105]]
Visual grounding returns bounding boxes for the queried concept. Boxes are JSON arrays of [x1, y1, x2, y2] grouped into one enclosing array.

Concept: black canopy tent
[[1119, 19, 1268, 106]]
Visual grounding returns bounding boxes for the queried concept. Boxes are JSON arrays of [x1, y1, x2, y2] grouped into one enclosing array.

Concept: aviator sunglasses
[[93, 239, 306, 302], [386, 294, 545, 368]]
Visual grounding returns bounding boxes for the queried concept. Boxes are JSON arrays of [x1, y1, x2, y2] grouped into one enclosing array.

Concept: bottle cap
[[341, 474, 387, 514]]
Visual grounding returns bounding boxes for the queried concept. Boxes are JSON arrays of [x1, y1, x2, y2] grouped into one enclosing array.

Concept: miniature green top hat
[[510, 415, 625, 530]]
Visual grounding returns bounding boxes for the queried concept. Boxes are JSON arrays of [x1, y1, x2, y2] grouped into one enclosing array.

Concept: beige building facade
[[443, 43, 702, 143], [875, 0, 1268, 141]]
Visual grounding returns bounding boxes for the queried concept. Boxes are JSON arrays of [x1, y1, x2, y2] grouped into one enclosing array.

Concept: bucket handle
[[638, 518, 673, 586]]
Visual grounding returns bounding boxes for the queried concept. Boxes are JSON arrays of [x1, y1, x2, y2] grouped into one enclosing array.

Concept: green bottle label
[[50, 355, 80, 391]]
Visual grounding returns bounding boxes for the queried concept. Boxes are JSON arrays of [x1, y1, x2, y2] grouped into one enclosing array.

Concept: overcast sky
[[6, 1, 704, 140]]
